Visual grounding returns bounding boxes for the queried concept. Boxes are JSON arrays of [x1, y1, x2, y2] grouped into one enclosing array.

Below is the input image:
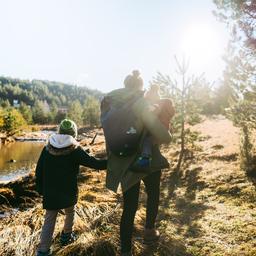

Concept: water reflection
[[0, 141, 45, 182]]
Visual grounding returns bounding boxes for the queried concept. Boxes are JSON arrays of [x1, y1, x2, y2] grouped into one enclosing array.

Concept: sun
[[180, 24, 223, 74]]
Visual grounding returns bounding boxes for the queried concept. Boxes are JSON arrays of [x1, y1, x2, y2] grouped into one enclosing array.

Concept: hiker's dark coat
[[102, 88, 172, 193], [35, 134, 107, 210]]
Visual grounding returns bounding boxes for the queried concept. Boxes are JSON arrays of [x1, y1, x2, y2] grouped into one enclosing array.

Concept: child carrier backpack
[[100, 93, 143, 157]]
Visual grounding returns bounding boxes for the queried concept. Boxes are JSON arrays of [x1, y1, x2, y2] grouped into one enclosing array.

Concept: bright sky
[[0, 0, 229, 92]]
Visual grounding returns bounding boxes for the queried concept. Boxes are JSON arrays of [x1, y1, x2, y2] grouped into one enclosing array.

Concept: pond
[[0, 141, 45, 183]]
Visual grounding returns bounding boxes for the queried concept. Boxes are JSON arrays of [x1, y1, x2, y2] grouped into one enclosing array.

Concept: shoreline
[[0, 125, 57, 145], [0, 125, 103, 144], [0, 129, 106, 215], [0, 171, 39, 214]]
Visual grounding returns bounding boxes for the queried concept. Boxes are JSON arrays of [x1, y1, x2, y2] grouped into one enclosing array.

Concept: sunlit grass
[[1, 117, 256, 255]]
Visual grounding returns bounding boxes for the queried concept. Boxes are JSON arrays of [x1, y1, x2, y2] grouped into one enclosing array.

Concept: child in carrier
[[131, 84, 175, 172]]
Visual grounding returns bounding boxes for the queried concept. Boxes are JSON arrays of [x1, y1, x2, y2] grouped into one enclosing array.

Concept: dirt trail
[[195, 116, 239, 155]]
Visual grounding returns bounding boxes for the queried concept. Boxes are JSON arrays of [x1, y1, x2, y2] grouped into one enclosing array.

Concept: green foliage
[[32, 100, 49, 124], [152, 57, 205, 169], [240, 126, 255, 176], [213, 81, 234, 114], [0, 77, 103, 124], [82, 96, 100, 127], [213, 0, 256, 51], [214, 1, 256, 175], [0, 108, 27, 135], [0, 108, 4, 128], [0, 99, 11, 108], [188, 77, 216, 115], [48, 103, 58, 124], [226, 100, 256, 176], [227, 101, 256, 129], [153, 62, 208, 132], [19, 102, 32, 124], [67, 100, 83, 126], [55, 111, 67, 124], [223, 45, 256, 176], [66, 96, 101, 127], [185, 129, 202, 151]]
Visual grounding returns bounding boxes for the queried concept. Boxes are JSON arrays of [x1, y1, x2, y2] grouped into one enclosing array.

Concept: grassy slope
[[156, 116, 256, 256], [0, 116, 256, 256]]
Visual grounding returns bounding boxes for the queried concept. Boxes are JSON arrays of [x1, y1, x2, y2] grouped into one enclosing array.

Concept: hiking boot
[[36, 249, 51, 256], [130, 156, 151, 173], [143, 228, 160, 244], [60, 231, 77, 246]]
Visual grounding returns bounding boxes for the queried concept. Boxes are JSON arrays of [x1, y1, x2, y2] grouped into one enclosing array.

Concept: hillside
[[0, 116, 256, 256], [0, 76, 103, 108]]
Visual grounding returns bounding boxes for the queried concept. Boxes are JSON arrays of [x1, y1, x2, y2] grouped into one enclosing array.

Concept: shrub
[[1, 108, 27, 135]]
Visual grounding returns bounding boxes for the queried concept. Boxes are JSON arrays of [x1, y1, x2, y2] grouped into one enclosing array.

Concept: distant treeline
[[0, 77, 102, 107], [0, 77, 103, 131], [0, 74, 235, 136]]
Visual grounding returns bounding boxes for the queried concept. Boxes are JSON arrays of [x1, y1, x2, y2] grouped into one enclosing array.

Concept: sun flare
[[180, 24, 223, 74]]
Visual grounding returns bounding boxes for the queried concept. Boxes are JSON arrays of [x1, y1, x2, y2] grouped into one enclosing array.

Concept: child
[[35, 119, 107, 256], [144, 84, 175, 131], [132, 84, 175, 172]]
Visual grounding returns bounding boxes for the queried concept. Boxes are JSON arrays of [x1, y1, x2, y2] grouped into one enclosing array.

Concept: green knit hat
[[58, 119, 77, 138]]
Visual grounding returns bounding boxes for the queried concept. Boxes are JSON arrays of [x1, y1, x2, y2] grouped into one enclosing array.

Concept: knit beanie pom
[[59, 119, 78, 138], [132, 70, 140, 78], [124, 70, 143, 90]]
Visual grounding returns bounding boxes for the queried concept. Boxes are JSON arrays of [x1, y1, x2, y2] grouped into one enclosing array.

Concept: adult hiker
[[101, 70, 172, 256]]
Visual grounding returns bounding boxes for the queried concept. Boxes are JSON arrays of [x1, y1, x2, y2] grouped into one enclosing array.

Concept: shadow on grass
[[148, 159, 211, 256], [172, 166, 209, 237], [207, 153, 238, 162], [139, 236, 191, 256]]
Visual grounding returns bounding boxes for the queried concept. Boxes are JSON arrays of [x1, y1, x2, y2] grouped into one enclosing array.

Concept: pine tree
[[214, 0, 256, 175], [82, 96, 100, 127], [214, 0, 256, 51], [67, 100, 83, 126], [153, 57, 204, 171], [19, 102, 32, 124], [2, 108, 27, 135], [32, 100, 48, 124]]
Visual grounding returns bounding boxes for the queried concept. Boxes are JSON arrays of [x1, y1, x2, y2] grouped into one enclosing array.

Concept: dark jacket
[[35, 134, 107, 210], [102, 88, 172, 193]]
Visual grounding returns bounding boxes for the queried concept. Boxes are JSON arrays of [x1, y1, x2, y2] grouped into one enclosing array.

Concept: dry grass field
[[0, 116, 256, 256]]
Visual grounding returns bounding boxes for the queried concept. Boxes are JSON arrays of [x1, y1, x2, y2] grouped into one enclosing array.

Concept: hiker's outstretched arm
[[76, 147, 107, 170]]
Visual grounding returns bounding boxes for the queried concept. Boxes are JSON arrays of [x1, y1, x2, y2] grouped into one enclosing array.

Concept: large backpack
[[100, 92, 144, 157]]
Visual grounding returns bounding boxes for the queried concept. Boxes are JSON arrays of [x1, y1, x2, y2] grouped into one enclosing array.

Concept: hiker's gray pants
[[37, 205, 75, 252]]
